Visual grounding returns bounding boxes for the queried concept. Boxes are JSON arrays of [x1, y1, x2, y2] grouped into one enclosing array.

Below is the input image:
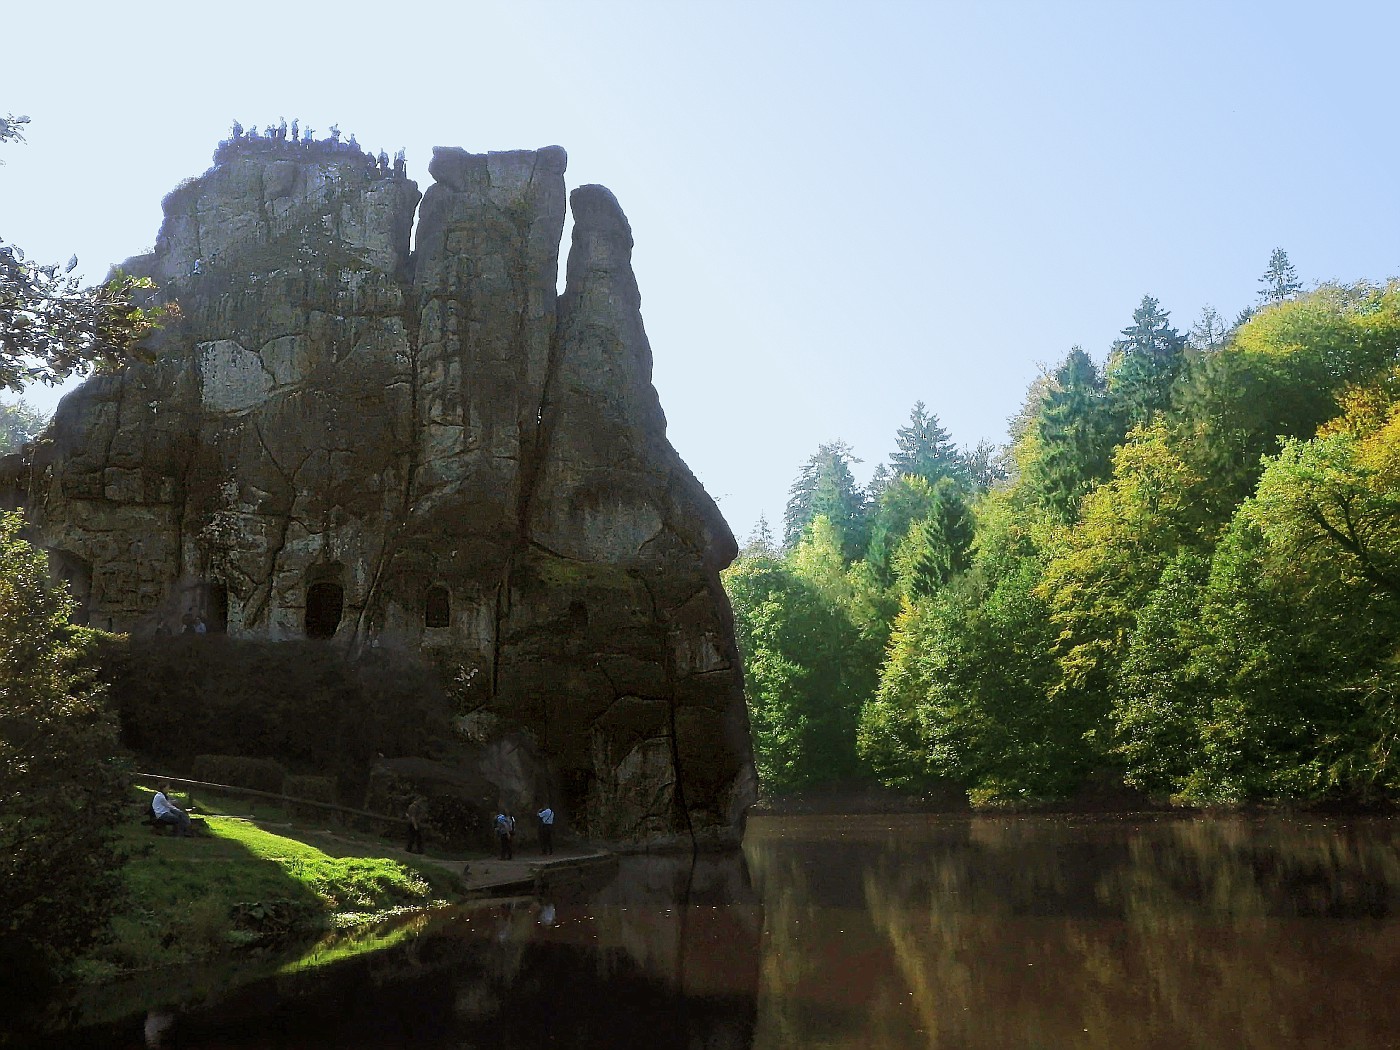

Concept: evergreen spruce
[[1105, 295, 1187, 423], [889, 401, 964, 484], [783, 442, 867, 557], [1257, 247, 1302, 304]]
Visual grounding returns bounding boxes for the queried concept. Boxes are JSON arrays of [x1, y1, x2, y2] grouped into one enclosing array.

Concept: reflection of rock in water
[[47, 851, 760, 1050]]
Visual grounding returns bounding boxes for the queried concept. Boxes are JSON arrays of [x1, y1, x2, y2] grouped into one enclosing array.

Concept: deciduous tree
[[0, 114, 169, 392], [0, 398, 48, 455], [0, 513, 126, 984]]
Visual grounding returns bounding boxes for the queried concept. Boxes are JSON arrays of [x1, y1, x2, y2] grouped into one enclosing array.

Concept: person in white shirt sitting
[[151, 783, 193, 837]]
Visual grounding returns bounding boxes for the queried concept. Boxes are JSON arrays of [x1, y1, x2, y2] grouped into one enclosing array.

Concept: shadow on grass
[[97, 792, 459, 976], [181, 787, 480, 873], [47, 799, 464, 1036]]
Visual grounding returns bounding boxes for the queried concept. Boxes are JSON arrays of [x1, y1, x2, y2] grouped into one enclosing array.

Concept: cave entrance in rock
[[305, 581, 344, 639], [207, 581, 229, 633], [424, 585, 450, 629]]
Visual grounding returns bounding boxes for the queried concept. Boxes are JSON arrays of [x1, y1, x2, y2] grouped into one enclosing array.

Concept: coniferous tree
[[963, 438, 1010, 490], [1188, 305, 1229, 353], [1021, 346, 1117, 521], [865, 463, 895, 502], [743, 514, 778, 557], [889, 401, 964, 484], [865, 474, 938, 585], [1257, 247, 1302, 305], [783, 441, 867, 557], [891, 479, 974, 600], [1106, 295, 1187, 423]]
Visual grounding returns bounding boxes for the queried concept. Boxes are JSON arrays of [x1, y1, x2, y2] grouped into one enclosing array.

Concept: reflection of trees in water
[[747, 819, 933, 1049], [1101, 818, 1400, 1046], [747, 842, 820, 1048], [849, 815, 1400, 1049]]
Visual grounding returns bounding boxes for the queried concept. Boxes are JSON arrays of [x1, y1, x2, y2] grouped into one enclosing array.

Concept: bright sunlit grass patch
[[82, 801, 461, 979]]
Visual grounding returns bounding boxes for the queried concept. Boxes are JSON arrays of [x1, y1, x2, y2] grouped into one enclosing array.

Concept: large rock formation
[[3, 136, 756, 848]]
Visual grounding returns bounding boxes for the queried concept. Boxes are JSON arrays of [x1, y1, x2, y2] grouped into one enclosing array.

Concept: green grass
[[277, 910, 431, 974], [78, 792, 465, 981]]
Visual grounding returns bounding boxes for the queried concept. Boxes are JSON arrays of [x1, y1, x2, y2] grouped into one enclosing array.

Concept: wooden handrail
[[134, 772, 408, 826]]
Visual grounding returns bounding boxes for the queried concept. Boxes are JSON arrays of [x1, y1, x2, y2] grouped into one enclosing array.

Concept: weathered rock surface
[[3, 137, 756, 848]]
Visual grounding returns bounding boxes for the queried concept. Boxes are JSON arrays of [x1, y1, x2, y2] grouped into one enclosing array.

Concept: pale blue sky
[[5, 1, 1399, 539]]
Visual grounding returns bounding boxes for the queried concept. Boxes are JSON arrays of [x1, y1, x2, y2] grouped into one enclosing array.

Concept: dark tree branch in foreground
[[0, 243, 169, 391], [0, 114, 173, 393]]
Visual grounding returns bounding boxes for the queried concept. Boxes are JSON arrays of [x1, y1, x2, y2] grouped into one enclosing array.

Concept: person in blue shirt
[[494, 809, 515, 859], [536, 804, 555, 856]]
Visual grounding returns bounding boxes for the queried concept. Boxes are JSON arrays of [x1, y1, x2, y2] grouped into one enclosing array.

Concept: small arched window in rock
[[424, 585, 450, 629], [568, 600, 589, 631], [305, 581, 344, 639]]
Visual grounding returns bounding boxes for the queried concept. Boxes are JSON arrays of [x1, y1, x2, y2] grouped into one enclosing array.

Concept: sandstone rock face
[[7, 138, 756, 848]]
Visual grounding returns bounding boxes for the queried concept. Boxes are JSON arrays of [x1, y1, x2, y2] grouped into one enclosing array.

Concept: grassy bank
[[75, 795, 465, 983]]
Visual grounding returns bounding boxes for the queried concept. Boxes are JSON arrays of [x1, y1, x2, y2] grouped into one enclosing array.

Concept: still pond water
[[44, 813, 1400, 1048]]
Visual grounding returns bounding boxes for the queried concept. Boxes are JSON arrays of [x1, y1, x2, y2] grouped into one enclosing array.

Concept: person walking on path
[[536, 804, 555, 856], [405, 797, 426, 854], [495, 809, 516, 860]]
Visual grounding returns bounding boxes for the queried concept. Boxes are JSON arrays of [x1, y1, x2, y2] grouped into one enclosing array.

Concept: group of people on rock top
[[223, 119, 407, 177]]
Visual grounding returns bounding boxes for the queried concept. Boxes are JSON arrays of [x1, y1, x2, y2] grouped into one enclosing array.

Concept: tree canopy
[[0, 399, 48, 455], [731, 279, 1400, 808]]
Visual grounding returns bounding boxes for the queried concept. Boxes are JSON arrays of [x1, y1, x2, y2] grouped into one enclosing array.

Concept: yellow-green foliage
[[278, 910, 430, 974], [1234, 281, 1400, 376]]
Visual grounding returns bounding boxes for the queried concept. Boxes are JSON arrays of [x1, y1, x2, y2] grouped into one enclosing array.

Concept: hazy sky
[[5, 1, 1399, 539]]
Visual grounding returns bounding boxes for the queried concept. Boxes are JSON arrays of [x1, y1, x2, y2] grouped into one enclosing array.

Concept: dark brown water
[[745, 813, 1400, 1049], [30, 813, 1400, 1048]]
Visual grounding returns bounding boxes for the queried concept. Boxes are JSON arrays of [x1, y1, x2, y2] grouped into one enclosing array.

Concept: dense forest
[[726, 252, 1400, 806]]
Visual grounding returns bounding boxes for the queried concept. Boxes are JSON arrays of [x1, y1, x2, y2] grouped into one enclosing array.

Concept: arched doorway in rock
[[305, 580, 344, 639], [206, 580, 229, 633], [424, 585, 450, 629], [568, 599, 589, 632]]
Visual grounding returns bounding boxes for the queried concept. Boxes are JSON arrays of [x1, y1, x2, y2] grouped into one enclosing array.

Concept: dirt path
[[419, 849, 617, 895]]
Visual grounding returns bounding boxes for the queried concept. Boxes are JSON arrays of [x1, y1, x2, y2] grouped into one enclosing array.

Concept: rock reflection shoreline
[[28, 813, 1400, 1049], [31, 850, 762, 1050]]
